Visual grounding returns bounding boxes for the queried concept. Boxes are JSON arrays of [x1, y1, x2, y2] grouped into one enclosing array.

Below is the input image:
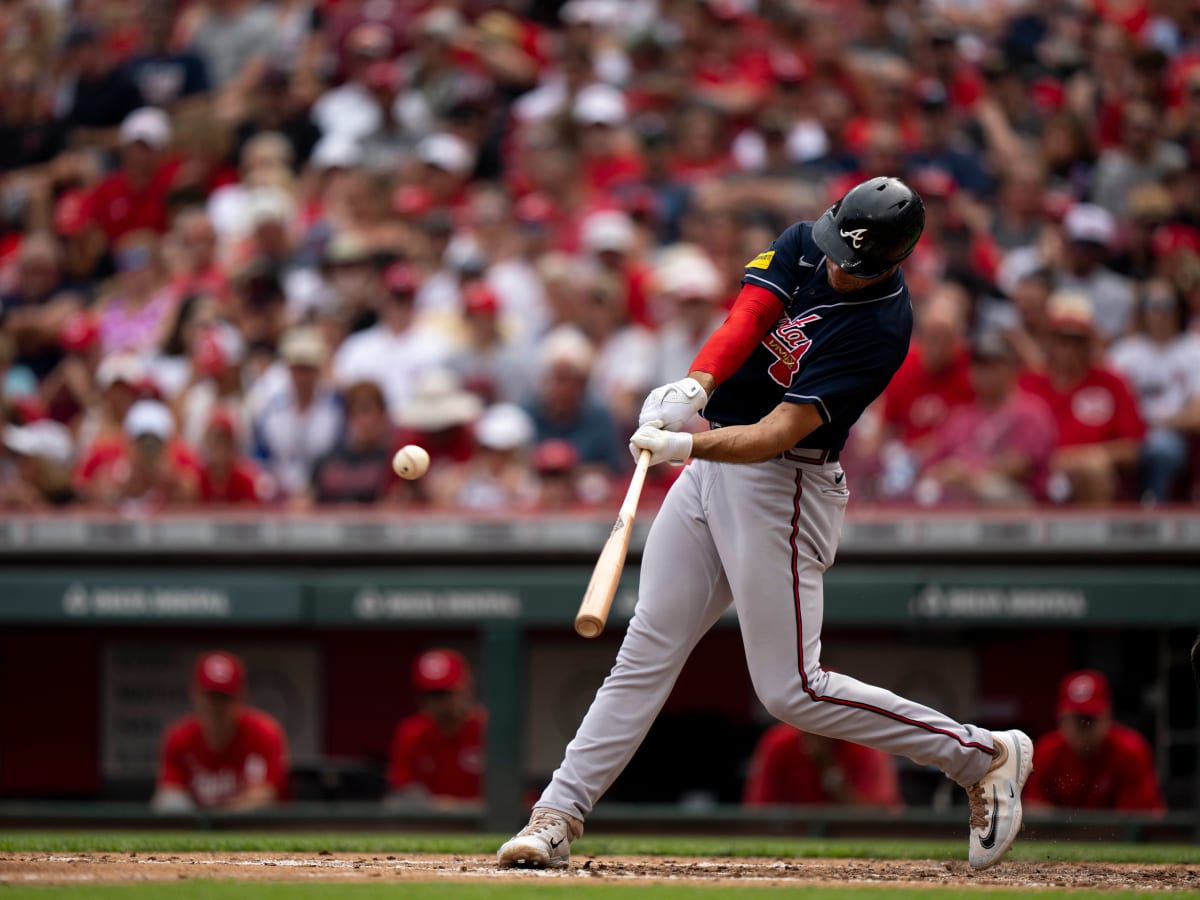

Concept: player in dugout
[[385, 649, 486, 809], [1025, 669, 1164, 812], [152, 651, 290, 813]]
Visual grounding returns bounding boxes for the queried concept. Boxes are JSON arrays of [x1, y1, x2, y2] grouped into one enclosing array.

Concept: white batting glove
[[630, 424, 693, 467], [638, 377, 708, 432]]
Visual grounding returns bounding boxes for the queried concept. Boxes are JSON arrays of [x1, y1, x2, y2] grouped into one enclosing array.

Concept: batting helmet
[[812, 176, 925, 279]]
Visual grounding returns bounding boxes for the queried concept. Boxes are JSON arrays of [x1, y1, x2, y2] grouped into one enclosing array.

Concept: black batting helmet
[[812, 177, 925, 279]]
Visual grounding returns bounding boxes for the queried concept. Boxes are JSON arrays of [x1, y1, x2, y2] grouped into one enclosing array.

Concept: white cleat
[[496, 807, 584, 869], [967, 729, 1034, 870]]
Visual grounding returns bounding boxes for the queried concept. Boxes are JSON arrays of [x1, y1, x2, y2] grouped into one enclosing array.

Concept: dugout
[[0, 507, 1197, 839]]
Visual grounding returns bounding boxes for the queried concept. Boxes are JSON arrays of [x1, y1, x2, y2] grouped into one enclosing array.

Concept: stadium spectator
[[125, 0, 211, 109], [57, 23, 144, 135], [525, 326, 623, 474], [182, 0, 281, 90], [0, 233, 77, 379], [0, 419, 76, 508], [743, 724, 902, 809], [333, 261, 451, 420], [1055, 205, 1137, 344], [310, 379, 398, 505], [394, 368, 483, 469], [1026, 670, 1165, 812], [197, 409, 266, 505], [447, 282, 530, 406], [1020, 294, 1145, 503], [914, 331, 1057, 507], [153, 650, 290, 813], [430, 403, 538, 512], [386, 649, 485, 809], [1092, 100, 1189, 219], [1108, 279, 1200, 502], [650, 246, 727, 386], [89, 108, 180, 244], [96, 231, 179, 356], [82, 398, 199, 511], [248, 326, 342, 499]]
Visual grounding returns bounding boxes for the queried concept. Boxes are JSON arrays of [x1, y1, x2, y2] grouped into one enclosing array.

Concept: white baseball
[[392, 444, 430, 480]]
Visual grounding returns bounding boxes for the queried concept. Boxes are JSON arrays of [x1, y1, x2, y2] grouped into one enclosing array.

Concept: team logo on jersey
[[746, 250, 775, 269], [763, 313, 822, 386], [840, 228, 868, 249]]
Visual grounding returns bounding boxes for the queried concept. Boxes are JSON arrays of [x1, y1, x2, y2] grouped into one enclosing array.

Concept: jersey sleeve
[[387, 718, 419, 790], [157, 724, 188, 788], [740, 223, 805, 305], [784, 328, 901, 425], [253, 718, 290, 797]]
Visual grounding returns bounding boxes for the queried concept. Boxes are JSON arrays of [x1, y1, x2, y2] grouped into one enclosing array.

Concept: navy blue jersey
[[703, 221, 913, 451]]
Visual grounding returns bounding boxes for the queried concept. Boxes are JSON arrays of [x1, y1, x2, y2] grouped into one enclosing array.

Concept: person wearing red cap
[[1025, 670, 1164, 812], [386, 649, 486, 808], [153, 651, 290, 812]]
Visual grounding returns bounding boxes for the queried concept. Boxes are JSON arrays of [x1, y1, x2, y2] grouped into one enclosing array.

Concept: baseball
[[392, 444, 430, 480]]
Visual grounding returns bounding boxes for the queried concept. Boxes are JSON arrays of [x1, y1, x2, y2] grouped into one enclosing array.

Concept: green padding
[[0, 567, 1197, 626]]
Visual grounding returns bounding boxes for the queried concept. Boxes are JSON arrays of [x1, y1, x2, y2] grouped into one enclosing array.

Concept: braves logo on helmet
[[763, 314, 821, 386], [840, 228, 868, 250]]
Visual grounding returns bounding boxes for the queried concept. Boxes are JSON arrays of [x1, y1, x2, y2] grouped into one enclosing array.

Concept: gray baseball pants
[[538, 454, 995, 821]]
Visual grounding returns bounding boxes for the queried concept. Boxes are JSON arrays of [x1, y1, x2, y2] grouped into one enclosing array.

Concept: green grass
[[0, 831, 1197, 865], [0, 887, 1193, 900]]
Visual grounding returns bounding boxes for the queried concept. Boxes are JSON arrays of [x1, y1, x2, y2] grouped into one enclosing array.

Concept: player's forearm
[[690, 403, 823, 464], [688, 371, 717, 396]]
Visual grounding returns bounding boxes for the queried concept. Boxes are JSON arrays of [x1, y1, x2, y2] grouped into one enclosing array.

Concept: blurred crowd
[[1, 0, 1199, 512]]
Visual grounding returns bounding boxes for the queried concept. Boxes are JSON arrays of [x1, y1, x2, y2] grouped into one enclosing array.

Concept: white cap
[[310, 134, 363, 170], [656, 245, 721, 298], [1064, 203, 1117, 249], [246, 186, 295, 227], [3, 420, 73, 465], [475, 403, 535, 451], [397, 368, 484, 431], [582, 209, 635, 253], [96, 354, 145, 391], [119, 107, 171, 149], [417, 133, 475, 177], [572, 83, 627, 126], [124, 399, 174, 441], [538, 325, 595, 376], [560, 0, 621, 27], [278, 326, 329, 367]]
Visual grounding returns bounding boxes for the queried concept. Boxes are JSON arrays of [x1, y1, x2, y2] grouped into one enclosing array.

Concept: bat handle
[[620, 449, 652, 519]]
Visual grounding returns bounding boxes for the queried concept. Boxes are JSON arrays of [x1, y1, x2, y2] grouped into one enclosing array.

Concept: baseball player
[[498, 177, 1033, 870]]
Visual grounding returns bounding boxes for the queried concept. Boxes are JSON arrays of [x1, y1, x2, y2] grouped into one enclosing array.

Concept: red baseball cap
[[1057, 669, 1112, 718], [462, 283, 500, 316], [413, 649, 470, 692], [193, 650, 246, 696]]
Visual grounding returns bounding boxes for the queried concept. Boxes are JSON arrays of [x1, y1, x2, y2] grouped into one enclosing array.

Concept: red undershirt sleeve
[[689, 283, 784, 385]]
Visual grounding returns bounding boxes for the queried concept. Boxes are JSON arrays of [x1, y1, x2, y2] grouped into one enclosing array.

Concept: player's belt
[[709, 422, 839, 464]]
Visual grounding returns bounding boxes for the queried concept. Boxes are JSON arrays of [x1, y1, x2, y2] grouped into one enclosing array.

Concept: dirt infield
[[2, 852, 1199, 891]]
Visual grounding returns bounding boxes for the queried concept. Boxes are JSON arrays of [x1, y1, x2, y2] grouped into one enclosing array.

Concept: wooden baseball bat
[[575, 449, 652, 638]]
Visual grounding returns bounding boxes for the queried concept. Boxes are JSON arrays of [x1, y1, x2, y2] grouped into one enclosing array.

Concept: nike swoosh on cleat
[[979, 785, 999, 850], [549, 837, 565, 849]]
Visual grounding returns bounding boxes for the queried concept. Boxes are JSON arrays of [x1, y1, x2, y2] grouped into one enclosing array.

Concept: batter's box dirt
[[2, 853, 1199, 890]]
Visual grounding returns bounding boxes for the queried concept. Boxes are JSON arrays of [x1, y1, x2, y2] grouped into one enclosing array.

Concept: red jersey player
[[153, 651, 290, 812], [1026, 670, 1164, 812], [387, 649, 486, 808]]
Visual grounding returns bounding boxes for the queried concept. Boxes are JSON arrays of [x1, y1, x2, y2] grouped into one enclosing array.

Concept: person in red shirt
[[1019, 293, 1145, 502], [1026, 670, 1164, 812], [88, 107, 183, 244], [153, 651, 290, 812], [743, 723, 902, 808], [386, 649, 486, 809], [880, 282, 975, 447], [197, 409, 265, 504]]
